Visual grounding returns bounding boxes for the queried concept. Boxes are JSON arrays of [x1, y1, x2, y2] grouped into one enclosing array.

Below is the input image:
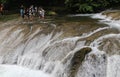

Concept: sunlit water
[[0, 12, 120, 77]]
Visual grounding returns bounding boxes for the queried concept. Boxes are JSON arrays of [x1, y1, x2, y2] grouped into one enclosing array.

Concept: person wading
[[20, 5, 25, 19]]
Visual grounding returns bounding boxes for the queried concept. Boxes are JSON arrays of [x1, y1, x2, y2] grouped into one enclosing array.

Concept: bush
[[65, 0, 120, 13]]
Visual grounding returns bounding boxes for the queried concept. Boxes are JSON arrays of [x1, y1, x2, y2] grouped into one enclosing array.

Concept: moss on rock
[[47, 11, 57, 16], [69, 47, 92, 77]]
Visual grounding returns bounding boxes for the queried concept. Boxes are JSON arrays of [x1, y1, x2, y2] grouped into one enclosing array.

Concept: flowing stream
[[0, 12, 120, 77]]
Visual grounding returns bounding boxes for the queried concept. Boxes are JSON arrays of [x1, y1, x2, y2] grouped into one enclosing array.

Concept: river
[[0, 12, 120, 77]]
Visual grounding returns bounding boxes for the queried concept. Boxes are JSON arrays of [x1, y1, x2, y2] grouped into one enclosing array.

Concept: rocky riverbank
[[102, 10, 120, 20]]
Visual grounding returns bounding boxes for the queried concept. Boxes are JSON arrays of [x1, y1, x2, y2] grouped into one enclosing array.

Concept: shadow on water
[[50, 15, 99, 23]]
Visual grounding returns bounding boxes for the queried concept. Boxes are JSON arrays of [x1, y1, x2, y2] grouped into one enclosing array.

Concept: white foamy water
[[59, 12, 120, 77], [76, 47, 107, 77], [0, 65, 50, 77], [107, 55, 120, 77], [90, 34, 120, 48], [91, 13, 120, 30]]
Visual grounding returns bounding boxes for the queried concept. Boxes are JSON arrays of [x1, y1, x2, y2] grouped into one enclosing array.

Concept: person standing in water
[[38, 7, 45, 19], [24, 8, 30, 20], [29, 5, 34, 21], [20, 5, 25, 19]]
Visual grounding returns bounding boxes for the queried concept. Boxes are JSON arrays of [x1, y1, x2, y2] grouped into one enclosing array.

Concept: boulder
[[102, 10, 120, 20], [69, 47, 92, 77]]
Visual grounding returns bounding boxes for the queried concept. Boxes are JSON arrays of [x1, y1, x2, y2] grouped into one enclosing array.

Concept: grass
[[0, 14, 19, 22]]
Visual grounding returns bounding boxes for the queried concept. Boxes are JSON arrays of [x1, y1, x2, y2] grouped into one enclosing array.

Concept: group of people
[[20, 5, 45, 20]]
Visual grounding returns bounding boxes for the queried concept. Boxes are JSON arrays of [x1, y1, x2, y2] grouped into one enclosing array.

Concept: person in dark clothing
[[24, 8, 30, 20]]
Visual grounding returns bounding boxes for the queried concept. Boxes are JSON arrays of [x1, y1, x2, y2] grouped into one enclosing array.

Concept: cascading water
[[0, 11, 120, 77]]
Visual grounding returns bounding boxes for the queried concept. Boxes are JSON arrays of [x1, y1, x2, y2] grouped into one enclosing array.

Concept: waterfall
[[0, 12, 120, 77]]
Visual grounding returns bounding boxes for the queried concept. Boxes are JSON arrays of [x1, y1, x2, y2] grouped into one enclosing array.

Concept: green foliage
[[0, 0, 7, 3], [65, 0, 120, 13], [0, 0, 119, 13], [76, 3, 93, 12]]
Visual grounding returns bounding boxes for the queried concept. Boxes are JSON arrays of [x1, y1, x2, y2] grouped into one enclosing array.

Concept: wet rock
[[69, 47, 92, 77], [47, 11, 57, 16], [102, 10, 120, 20]]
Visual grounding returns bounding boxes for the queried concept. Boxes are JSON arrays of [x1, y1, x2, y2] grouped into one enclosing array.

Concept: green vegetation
[[0, 0, 7, 3], [65, 0, 120, 13], [0, 0, 120, 13]]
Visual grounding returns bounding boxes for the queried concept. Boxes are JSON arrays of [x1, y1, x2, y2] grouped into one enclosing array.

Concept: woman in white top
[[38, 7, 45, 19]]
